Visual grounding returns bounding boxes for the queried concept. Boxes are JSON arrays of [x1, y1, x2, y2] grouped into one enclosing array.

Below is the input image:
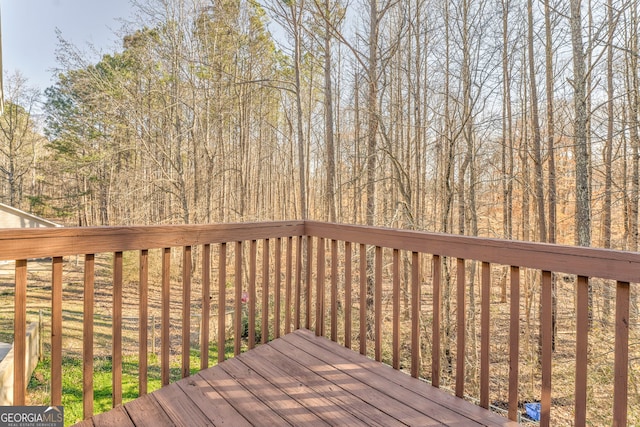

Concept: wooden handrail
[[3, 220, 636, 425], [0, 221, 305, 261], [303, 221, 640, 282]]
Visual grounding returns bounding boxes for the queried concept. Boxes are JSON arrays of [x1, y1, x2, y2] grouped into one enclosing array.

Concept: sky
[[2, 0, 135, 92]]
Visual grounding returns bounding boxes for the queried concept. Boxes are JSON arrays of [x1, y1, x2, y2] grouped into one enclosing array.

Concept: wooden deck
[[73, 329, 519, 427]]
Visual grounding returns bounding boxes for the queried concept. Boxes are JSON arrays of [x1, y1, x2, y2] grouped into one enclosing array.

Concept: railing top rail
[[0, 221, 305, 261], [304, 221, 640, 283], [1, 219, 637, 282]]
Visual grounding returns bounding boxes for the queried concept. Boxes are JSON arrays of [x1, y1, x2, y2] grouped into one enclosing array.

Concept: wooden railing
[[0, 221, 637, 426]]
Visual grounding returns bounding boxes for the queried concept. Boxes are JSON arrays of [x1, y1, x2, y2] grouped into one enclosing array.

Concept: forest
[[0, 0, 639, 251]]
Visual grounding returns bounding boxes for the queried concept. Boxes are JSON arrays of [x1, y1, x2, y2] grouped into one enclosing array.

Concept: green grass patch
[[28, 341, 237, 426]]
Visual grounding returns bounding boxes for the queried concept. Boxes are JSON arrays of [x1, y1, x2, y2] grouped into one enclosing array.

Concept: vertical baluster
[[456, 258, 465, 398], [306, 237, 313, 330], [359, 244, 367, 356], [249, 240, 257, 350], [344, 241, 352, 349], [285, 236, 293, 335], [295, 236, 302, 330], [51, 257, 63, 406], [613, 281, 630, 426], [234, 241, 243, 356], [574, 275, 589, 425], [316, 237, 325, 337], [392, 249, 400, 370], [182, 246, 192, 378], [201, 244, 211, 370], [432, 255, 441, 388], [139, 250, 148, 395], [161, 248, 171, 386], [112, 252, 123, 407], [331, 239, 338, 342], [411, 252, 420, 378], [262, 239, 270, 343], [83, 254, 95, 418], [274, 238, 281, 339], [540, 270, 553, 426], [375, 246, 382, 362], [218, 243, 227, 361], [480, 261, 491, 409], [13, 259, 27, 406], [508, 266, 520, 421]]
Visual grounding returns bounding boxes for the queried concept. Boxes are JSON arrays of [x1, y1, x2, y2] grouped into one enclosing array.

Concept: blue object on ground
[[524, 402, 541, 421]]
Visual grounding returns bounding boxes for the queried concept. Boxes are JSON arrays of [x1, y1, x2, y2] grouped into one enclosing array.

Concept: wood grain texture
[[432, 254, 441, 388], [411, 251, 420, 378], [218, 243, 227, 360], [540, 270, 553, 427], [359, 243, 366, 356], [344, 241, 352, 349], [51, 256, 63, 406], [261, 239, 269, 343], [181, 246, 191, 378], [613, 281, 630, 427], [304, 221, 640, 282], [274, 237, 281, 339], [480, 261, 491, 409], [161, 248, 170, 387], [112, 252, 123, 407], [456, 258, 465, 398], [392, 249, 400, 370], [330, 239, 338, 342], [285, 236, 293, 334], [508, 266, 520, 421], [374, 246, 382, 362], [138, 250, 148, 396], [0, 221, 304, 261], [248, 240, 257, 350], [315, 237, 325, 337], [200, 244, 210, 370], [83, 254, 95, 419], [575, 275, 589, 426], [74, 329, 518, 427], [234, 241, 243, 355], [13, 259, 26, 406]]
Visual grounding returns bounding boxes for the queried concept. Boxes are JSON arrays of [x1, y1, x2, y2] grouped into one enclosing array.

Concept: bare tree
[[570, 0, 591, 248], [0, 72, 41, 208], [624, 0, 639, 251], [528, 0, 547, 242]]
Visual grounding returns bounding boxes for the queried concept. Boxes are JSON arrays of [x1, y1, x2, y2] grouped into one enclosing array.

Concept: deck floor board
[[72, 329, 520, 427]]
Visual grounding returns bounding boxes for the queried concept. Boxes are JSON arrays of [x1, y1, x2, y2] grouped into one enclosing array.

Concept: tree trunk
[[323, 0, 337, 223], [528, 0, 547, 243], [570, 0, 591, 248], [544, 0, 558, 350]]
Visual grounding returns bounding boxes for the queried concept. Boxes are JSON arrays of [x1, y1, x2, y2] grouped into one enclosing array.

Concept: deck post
[[508, 266, 520, 421], [456, 258, 465, 398], [51, 257, 63, 406], [161, 248, 171, 386], [83, 254, 95, 419], [411, 252, 420, 378], [13, 260, 27, 406], [613, 281, 629, 426], [182, 246, 192, 378], [316, 237, 325, 337], [480, 261, 490, 409], [575, 276, 589, 426], [139, 250, 149, 395], [432, 254, 441, 388]]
